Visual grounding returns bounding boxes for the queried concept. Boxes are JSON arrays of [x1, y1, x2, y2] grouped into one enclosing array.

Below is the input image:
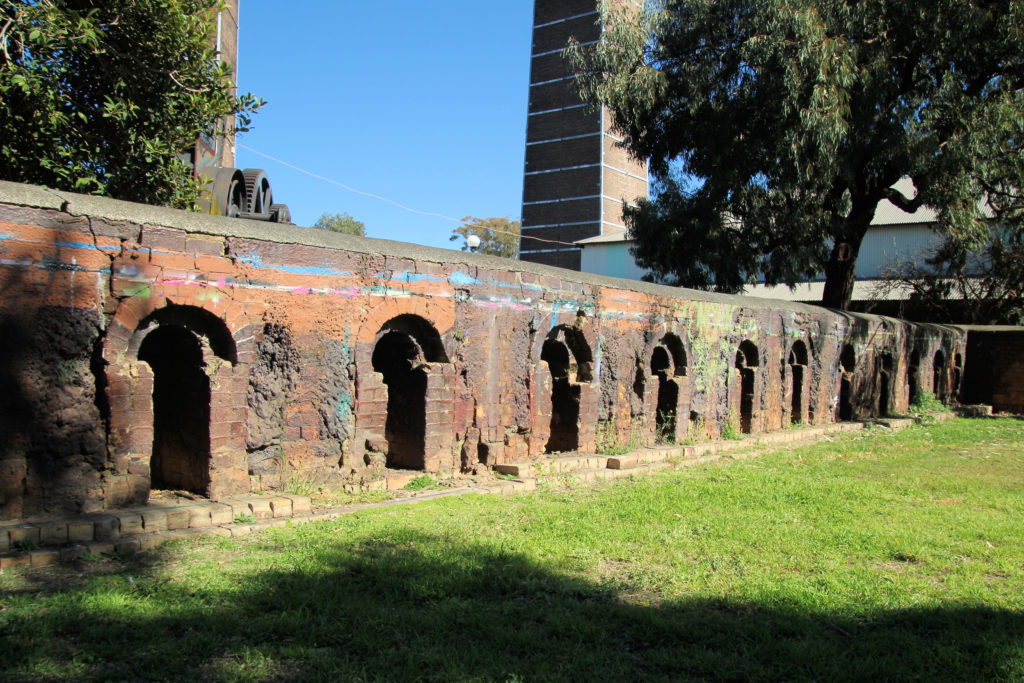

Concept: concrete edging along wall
[[0, 180, 976, 521]]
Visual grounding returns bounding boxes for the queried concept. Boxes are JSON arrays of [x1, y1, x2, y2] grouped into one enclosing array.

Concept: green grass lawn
[[2, 418, 1023, 681]]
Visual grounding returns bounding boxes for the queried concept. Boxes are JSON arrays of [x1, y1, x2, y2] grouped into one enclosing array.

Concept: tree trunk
[[821, 209, 875, 310], [821, 241, 859, 310]]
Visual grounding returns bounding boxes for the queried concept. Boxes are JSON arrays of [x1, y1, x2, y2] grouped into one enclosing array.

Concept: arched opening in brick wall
[[953, 352, 963, 401], [138, 327, 210, 493], [933, 349, 946, 401], [650, 346, 676, 441], [133, 306, 237, 496], [878, 352, 894, 416], [908, 348, 921, 403], [838, 344, 856, 421], [541, 325, 593, 454], [788, 340, 808, 424], [370, 314, 449, 471], [735, 340, 759, 434], [373, 332, 428, 469], [651, 333, 687, 442], [542, 339, 579, 452]]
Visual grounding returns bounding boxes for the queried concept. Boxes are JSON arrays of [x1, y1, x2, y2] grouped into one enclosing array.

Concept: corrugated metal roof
[[577, 178, 942, 247], [871, 177, 939, 225]]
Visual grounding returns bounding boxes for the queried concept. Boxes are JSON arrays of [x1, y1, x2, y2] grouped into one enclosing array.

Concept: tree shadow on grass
[[2, 530, 1023, 681]]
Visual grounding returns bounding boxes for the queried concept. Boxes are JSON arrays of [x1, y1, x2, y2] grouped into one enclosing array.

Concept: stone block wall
[[0, 181, 980, 521]]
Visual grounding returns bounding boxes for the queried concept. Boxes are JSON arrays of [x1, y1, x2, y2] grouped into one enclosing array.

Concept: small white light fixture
[[466, 234, 481, 251]]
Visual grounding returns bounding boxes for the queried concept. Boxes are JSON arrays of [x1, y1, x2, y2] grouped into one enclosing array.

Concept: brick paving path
[[0, 415, 951, 569]]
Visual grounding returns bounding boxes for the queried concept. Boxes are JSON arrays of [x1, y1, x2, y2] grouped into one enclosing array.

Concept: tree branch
[[882, 184, 925, 214]]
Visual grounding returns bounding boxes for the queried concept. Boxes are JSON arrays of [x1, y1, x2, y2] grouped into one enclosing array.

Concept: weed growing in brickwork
[[233, 512, 255, 524], [403, 475, 437, 491], [681, 415, 704, 445], [722, 416, 743, 440], [909, 390, 951, 415], [284, 472, 322, 498], [655, 410, 676, 444], [10, 539, 38, 552], [596, 420, 638, 455]]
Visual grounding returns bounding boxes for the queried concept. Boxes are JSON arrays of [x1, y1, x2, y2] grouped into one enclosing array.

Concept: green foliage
[[655, 411, 676, 444], [284, 472, 322, 498], [10, 538, 38, 552], [403, 475, 436, 491], [596, 419, 638, 455], [909, 390, 951, 414], [312, 211, 365, 236], [450, 216, 521, 258], [721, 417, 743, 441], [3, 419, 1023, 680], [569, 0, 1024, 310], [233, 512, 255, 524], [0, 0, 263, 208]]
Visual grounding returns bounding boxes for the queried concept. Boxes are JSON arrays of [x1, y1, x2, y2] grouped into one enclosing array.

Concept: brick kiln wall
[[961, 327, 1024, 414], [0, 181, 975, 521]]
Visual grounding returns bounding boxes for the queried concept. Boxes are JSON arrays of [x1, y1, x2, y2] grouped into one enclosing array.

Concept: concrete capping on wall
[[0, 179, 832, 316]]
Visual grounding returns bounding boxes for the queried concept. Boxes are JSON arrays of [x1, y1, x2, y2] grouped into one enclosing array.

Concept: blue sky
[[233, 2, 534, 251]]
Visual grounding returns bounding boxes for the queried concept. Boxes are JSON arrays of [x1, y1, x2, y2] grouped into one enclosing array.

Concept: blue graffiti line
[[391, 270, 445, 284], [55, 240, 121, 251], [448, 271, 480, 286], [235, 252, 352, 277]]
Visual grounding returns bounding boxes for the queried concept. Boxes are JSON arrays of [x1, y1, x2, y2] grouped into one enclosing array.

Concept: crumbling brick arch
[[878, 351, 894, 416], [837, 344, 857, 421], [531, 314, 599, 455], [647, 332, 691, 444], [542, 337, 579, 452], [907, 347, 922, 404], [787, 339, 811, 424], [734, 340, 760, 434], [933, 349, 947, 402], [354, 311, 455, 473], [952, 352, 964, 402], [104, 299, 252, 506]]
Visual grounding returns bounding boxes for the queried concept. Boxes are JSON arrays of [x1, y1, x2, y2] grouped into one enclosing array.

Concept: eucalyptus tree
[[0, 0, 263, 208], [571, 0, 1023, 309], [450, 216, 521, 258], [313, 212, 366, 236]]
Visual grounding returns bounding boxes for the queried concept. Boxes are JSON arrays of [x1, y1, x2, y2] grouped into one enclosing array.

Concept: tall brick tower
[[196, 0, 239, 173], [519, 0, 648, 270]]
